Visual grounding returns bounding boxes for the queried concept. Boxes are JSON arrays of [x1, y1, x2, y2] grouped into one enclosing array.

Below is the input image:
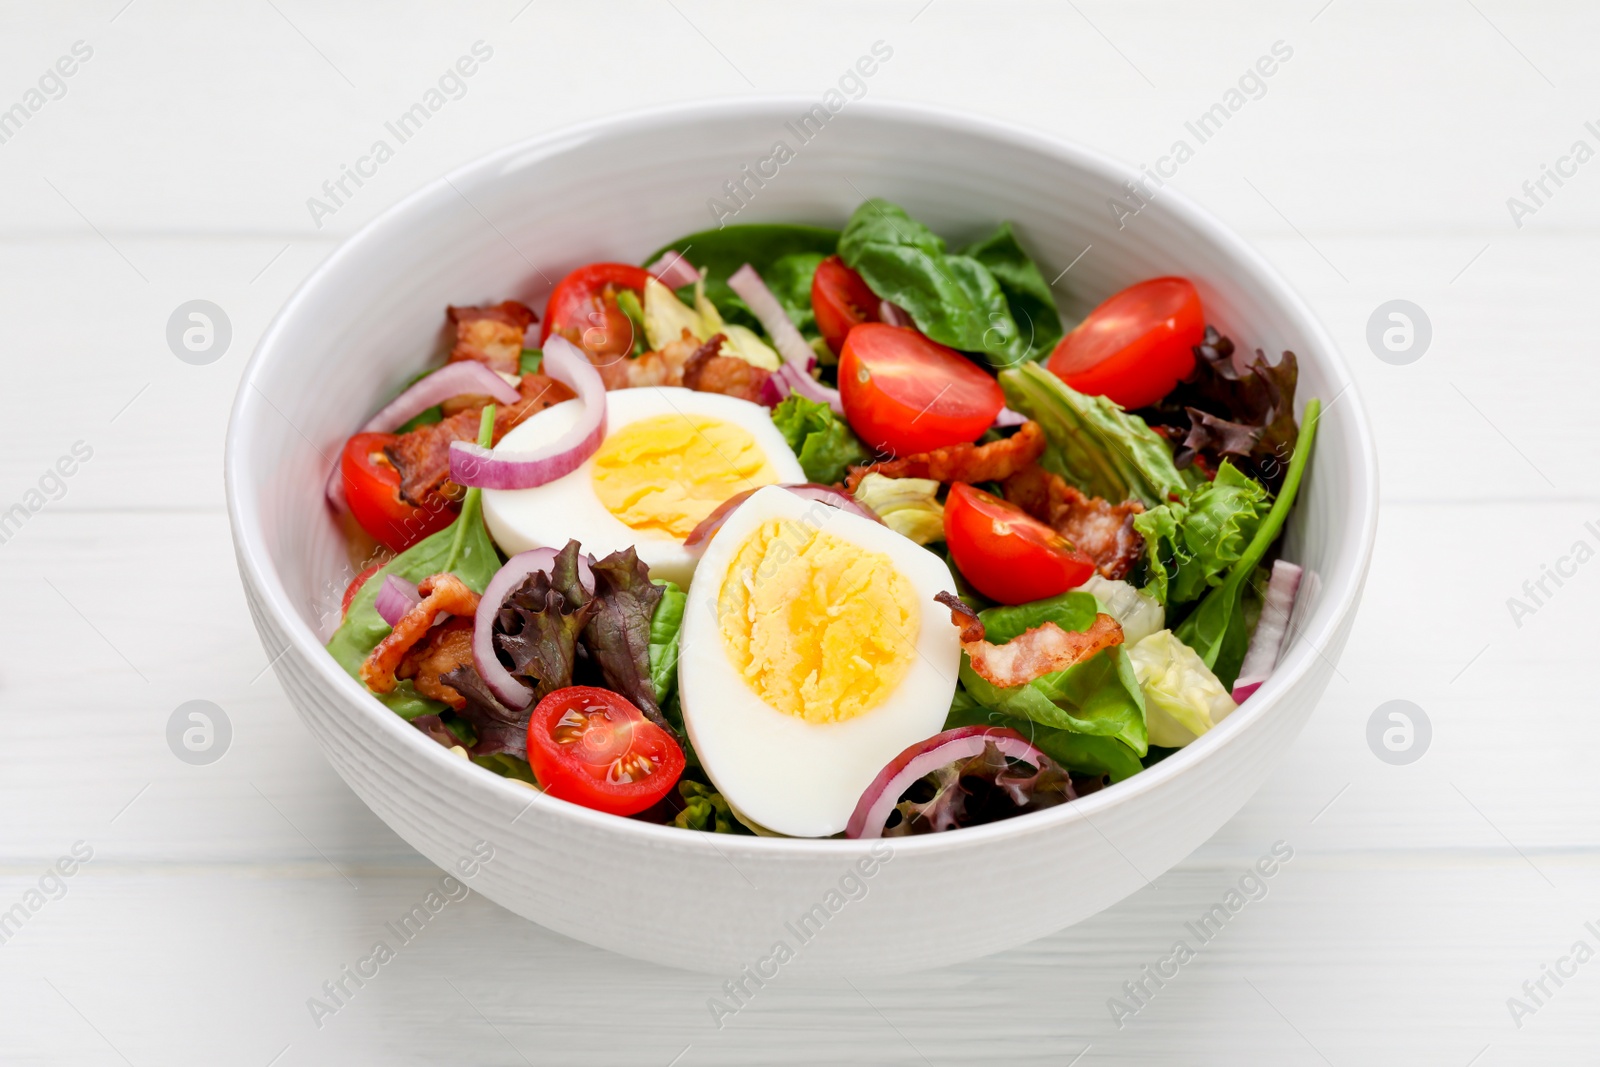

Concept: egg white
[[481, 387, 804, 587], [678, 485, 962, 838]]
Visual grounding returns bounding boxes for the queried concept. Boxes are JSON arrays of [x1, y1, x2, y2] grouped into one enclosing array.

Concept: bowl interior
[[228, 99, 1374, 839]]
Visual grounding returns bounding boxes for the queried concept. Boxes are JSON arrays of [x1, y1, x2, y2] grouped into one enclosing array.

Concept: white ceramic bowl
[[226, 99, 1377, 975]]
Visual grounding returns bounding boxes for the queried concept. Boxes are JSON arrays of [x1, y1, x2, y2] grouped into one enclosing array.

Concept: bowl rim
[[225, 95, 1379, 857]]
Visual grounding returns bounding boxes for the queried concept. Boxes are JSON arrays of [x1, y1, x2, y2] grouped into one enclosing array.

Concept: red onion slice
[[727, 262, 846, 414], [878, 299, 912, 328], [374, 574, 422, 627], [448, 335, 607, 490], [992, 406, 1028, 428], [360, 361, 520, 435], [646, 250, 701, 289], [326, 362, 521, 513], [727, 263, 816, 370], [682, 483, 881, 553], [756, 372, 786, 409], [1231, 560, 1302, 702], [471, 547, 598, 708], [782, 483, 882, 524], [771, 360, 845, 416], [846, 726, 1047, 839]]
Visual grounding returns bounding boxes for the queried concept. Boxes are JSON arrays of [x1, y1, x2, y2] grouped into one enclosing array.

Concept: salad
[[324, 199, 1318, 840]]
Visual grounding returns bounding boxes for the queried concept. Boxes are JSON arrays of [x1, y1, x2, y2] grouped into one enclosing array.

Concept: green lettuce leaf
[[614, 289, 648, 357], [960, 221, 1064, 358], [325, 408, 502, 721], [960, 647, 1148, 756], [471, 752, 537, 784], [839, 199, 1031, 368], [943, 697, 1143, 782], [648, 580, 686, 707], [999, 362, 1192, 507], [976, 590, 1099, 644], [851, 473, 944, 545], [1080, 575, 1166, 646], [1176, 399, 1320, 687], [673, 780, 745, 833], [642, 224, 842, 334], [771, 394, 871, 484], [1126, 630, 1237, 747], [1134, 460, 1271, 605]]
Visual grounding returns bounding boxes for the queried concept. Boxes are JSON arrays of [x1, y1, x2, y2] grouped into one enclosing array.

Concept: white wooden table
[[3, 1, 1597, 1063]]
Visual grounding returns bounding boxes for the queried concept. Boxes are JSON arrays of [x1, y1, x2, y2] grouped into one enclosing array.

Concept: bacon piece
[[1001, 464, 1144, 580], [934, 589, 1124, 688], [397, 618, 476, 709], [496, 372, 575, 433], [361, 574, 481, 696], [934, 590, 984, 643], [446, 302, 536, 377], [623, 330, 702, 389], [386, 372, 573, 506], [844, 421, 1046, 492], [682, 332, 772, 403], [552, 323, 707, 391], [965, 614, 1123, 689]]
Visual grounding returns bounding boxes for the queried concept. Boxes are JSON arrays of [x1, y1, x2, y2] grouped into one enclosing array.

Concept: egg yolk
[[591, 414, 782, 539], [718, 517, 919, 723]]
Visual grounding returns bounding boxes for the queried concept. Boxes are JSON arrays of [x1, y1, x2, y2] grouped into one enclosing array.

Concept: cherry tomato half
[[341, 561, 383, 618], [340, 432, 455, 554], [525, 686, 685, 817], [839, 324, 1004, 456], [811, 255, 881, 355], [943, 483, 1096, 605], [539, 262, 651, 361], [1046, 277, 1204, 410]]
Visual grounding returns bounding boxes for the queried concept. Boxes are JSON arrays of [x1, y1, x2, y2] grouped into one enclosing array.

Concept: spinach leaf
[[771, 394, 872, 484], [1176, 399, 1320, 687], [977, 591, 1099, 644], [839, 199, 1029, 368], [1134, 461, 1271, 606], [648, 580, 687, 707], [393, 363, 445, 432], [396, 406, 442, 433], [944, 695, 1143, 782], [960, 647, 1148, 757], [326, 408, 503, 720], [643, 224, 841, 333], [999, 362, 1192, 507], [763, 252, 826, 336], [961, 221, 1064, 358]]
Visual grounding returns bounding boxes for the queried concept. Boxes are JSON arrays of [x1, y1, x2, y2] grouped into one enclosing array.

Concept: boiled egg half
[[482, 387, 804, 587], [678, 485, 962, 837]]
